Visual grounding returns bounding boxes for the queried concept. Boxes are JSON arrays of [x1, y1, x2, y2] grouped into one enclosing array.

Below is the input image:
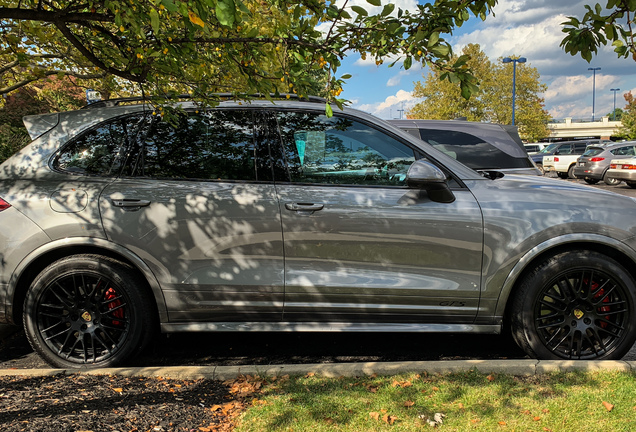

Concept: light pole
[[588, 67, 601, 121], [502, 56, 526, 125], [610, 88, 620, 121]]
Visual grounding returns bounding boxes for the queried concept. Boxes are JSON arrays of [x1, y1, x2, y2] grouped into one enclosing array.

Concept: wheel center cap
[[573, 309, 585, 320], [81, 311, 92, 322]]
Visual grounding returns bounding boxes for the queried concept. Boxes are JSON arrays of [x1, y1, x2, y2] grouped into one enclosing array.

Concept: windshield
[[539, 143, 559, 154]]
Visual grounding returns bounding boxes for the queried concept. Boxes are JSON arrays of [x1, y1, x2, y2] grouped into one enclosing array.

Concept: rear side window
[[611, 146, 636, 156], [417, 129, 533, 169], [55, 115, 142, 176], [133, 110, 260, 181]]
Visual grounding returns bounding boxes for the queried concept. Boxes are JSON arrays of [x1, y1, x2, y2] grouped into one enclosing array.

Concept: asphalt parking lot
[[1, 177, 636, 369]]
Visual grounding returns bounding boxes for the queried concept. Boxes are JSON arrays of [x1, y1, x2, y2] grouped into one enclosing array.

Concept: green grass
[[235, 370, 636, 432]]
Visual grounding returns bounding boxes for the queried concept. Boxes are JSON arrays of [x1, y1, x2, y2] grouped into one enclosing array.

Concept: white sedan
[[607, 157, 636, 188]]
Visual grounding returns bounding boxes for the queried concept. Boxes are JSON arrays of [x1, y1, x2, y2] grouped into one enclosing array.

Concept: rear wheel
[[603, 171, 622, 186], [556, 172, 569, 179], [567, 165, 576, 179], [23, 254, 155, 369], [627, 181, 636, 189], [584, 178, 600, 185], [510, 250, 636, 360]]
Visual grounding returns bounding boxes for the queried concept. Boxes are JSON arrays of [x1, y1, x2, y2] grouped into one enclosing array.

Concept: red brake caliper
[[104, 287, 124, 326], [590, 280, 611, 328]]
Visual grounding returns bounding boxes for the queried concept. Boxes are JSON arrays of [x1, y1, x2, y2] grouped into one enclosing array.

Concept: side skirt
[[161, 322, 501, 334]]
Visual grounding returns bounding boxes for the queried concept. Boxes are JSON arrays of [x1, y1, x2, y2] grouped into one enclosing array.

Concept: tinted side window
[[136, 110, 258, 181], [275, 112, 415, 186], [611, 146, 636, 156], [574, 143, 588, 153], [418, 129, 533, 169], [55, 115, 141, 176]]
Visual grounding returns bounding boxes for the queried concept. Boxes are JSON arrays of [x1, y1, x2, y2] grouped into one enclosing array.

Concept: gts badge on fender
[[439, 301, 466, 307]]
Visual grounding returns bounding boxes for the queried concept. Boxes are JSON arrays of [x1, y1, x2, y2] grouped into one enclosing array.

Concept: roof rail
[[82, 93, 327, 109]]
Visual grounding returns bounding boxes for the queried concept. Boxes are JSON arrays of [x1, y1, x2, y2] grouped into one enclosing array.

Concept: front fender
[[492, 233, 636, 319]]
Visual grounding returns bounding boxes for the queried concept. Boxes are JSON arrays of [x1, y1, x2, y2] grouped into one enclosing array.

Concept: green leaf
[[427, 32, 440, 47], [340, 74, 352, 79], [366, 0, 381, 6], [381, 4, 395, 16], [404, 56, 412, 70], [351, 5, 368, 16], [216, 0, 236, 27], [161, 0, 179, 12], [150, 9, 160, 34], [325, 103, 334, 118]]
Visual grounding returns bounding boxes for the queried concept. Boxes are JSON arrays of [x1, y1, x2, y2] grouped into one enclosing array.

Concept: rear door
[[269, 110, 484, 324], [99, 109, 284, 323]]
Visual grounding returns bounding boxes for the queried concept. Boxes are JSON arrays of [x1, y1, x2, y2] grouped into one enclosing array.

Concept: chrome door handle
[[285, 203, 324, 212], [111, 199, 151, 209]]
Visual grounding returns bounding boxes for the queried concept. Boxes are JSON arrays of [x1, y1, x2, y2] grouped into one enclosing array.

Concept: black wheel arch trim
[[7, 237, 167, 325], [492, 234, 636, 322]]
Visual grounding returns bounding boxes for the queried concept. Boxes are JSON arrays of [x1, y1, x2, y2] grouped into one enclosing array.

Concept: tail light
[[590, 157, 605, 162], [610, 164, 617, 169], [554, 157, 559, 162], [0, 197, 10, 212], [624, 164, 636, 170]]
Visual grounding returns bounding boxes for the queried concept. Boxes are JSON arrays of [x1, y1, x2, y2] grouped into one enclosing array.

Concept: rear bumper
[[607, 169, 636, 181], [573, 164, 605, 179]]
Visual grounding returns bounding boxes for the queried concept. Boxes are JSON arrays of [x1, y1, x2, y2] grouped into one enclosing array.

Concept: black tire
[[584, 178, 600, 185], [627, 181, 636, 189], [510, 250, 636, 360], [556, 172, 569, 179], [567, 165, 576, 179], [23, 254, 155, 369], [603, 170, 622, 186]]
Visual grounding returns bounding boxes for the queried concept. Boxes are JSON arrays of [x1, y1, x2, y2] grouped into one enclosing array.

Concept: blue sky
[[334, 0, 636, 122]]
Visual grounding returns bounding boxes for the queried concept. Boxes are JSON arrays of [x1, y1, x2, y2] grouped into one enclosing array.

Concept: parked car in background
[[573, 142, 636, 185], [607, 155, 636, 188], [390, 119, 541, 175], [531, 140, 605, 173], [3, 97, 636, 370], [524, 143, 548, 155]]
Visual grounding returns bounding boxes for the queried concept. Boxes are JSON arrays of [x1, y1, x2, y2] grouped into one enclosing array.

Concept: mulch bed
[[0, 373, 264, 432]]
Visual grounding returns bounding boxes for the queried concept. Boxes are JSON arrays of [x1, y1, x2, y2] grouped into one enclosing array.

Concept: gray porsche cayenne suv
[[2, 97, 636, 368]]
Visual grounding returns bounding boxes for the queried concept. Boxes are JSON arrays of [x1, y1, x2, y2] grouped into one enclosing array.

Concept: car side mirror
[[406, 160, 456, 203]]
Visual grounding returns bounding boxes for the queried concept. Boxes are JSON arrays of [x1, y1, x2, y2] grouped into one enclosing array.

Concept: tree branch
[[0, 70, 109, 95]]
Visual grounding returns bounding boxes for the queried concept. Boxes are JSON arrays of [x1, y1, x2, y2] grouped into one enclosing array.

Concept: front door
[[270, 111, 484, 324]]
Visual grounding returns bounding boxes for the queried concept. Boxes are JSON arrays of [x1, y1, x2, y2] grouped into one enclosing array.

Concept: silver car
[[2, 98, 636, 368], [573, 142, 636, 185]]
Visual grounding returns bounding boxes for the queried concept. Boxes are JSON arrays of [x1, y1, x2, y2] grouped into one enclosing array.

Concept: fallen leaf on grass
[[498, 421, 507, 425], [404, 400, 415, 408], [369, 412, 380, 421], [305, 372, 315, 378], [487, 374, 496, 382], [382, 414, 398, 425], [533, 416, 541, 421], [602, 401, 614, 412]]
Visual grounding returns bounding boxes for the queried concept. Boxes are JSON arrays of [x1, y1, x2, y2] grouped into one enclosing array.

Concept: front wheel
[[567, 165, 576, 179], [510, 250, 636, 360], [24, 254, 155, 369]]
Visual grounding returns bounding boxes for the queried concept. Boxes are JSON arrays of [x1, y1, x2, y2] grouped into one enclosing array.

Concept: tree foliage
[[561, 0, 636, 62], [616, 91, 636, 139], [0, 0, 497, 108], [407, 44, 551, 142]]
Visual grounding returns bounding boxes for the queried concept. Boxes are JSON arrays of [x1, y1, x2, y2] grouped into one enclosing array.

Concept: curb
[[1, 360, 634, 380]]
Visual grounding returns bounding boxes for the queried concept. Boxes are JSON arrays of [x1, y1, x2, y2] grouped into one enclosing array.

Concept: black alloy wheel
[[24, 255, 154, 368], [511, 251, 636, 360]]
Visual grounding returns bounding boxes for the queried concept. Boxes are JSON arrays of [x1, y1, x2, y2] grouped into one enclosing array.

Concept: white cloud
[[354, 90, 420, 119]]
